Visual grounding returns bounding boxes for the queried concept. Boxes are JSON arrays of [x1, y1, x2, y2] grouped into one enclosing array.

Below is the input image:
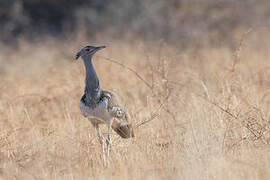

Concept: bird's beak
[[75, 51, 81, 60], [94, 46, 106, 52], [97, 46, 106, 49]]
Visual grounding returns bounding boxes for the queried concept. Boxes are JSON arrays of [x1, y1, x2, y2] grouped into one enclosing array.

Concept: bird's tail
[[113, 124, 134, 138]]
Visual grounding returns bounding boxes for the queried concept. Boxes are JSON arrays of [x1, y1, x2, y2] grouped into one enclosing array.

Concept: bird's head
[[75, 45, 106, 60]]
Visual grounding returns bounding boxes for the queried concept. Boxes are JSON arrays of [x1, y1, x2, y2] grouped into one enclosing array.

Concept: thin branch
[[231, 28, 252, 72], [135, 90, 171, 128], [97, 55, 153, 90], [196, 94, 238, 119]]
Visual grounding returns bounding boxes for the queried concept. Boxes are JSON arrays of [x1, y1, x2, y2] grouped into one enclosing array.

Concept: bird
[[75, 45, 134, 166]]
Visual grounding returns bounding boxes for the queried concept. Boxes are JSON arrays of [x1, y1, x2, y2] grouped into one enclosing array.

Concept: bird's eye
[[85, 49, 90, 52]]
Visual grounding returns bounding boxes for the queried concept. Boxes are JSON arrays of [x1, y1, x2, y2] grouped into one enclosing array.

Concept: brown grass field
[[1, 30, 270, 179]]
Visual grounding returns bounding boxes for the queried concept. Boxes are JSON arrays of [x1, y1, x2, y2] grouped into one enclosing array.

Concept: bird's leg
[[94, 123, 107, 167], [106, 119, 113, 160]]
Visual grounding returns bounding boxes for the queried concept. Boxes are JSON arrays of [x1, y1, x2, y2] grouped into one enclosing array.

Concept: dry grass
[[1, 31, 270, 180]]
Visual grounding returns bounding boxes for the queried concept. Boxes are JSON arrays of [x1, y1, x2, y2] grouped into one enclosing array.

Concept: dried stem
[[97, 55, 152, 90]]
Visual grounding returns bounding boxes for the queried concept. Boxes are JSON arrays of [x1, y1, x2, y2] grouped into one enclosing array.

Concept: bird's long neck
[[82, 56, 100, 104]]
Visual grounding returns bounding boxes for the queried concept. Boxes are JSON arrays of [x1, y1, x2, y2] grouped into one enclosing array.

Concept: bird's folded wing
[[101, 90, 134, 138], [101, 90, 129, 120]]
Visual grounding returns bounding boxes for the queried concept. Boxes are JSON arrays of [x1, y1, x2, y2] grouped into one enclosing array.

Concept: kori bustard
[[75, 45, 134, 165]]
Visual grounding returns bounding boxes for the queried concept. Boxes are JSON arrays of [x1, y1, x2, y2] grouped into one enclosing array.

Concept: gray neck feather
[[82, 55, 100, 104]]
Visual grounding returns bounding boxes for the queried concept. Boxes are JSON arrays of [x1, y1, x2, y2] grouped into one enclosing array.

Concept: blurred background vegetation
[[1, 0, 270, 48]]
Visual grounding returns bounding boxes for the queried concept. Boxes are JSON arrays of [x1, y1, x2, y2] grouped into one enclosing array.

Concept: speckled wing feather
[[101, 90, 134, 138]]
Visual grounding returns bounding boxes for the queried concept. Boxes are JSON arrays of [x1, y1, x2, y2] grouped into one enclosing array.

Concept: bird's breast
[[80, 99, 111, 123]]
